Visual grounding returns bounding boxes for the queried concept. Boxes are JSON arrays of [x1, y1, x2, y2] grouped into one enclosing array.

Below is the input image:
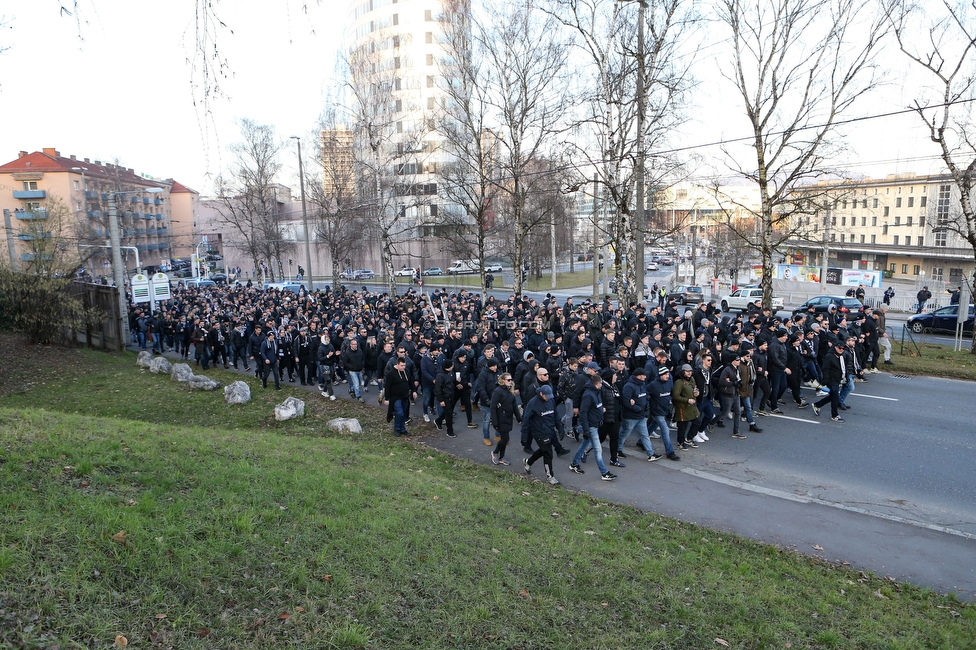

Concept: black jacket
[[578, 383, 604, 430], [490, 386, 521, 433]]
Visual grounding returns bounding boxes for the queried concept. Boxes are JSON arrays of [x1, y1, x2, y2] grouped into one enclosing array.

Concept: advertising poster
[[840, 269, 882, 287], [776, 264, 822, 283]]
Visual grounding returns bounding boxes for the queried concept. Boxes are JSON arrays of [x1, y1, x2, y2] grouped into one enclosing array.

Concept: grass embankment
[[0, 339, 972, 648], [893, 341, 976, 381]]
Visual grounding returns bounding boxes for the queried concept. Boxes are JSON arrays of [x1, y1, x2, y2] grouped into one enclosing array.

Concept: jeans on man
[[137, 330, 147, 350], [393, 399, 407, 434], [573, 427, 608, 474], [838, 374, 855, 406], [482, 408, 494, 441], [740, 395, 756, 424], [647, 415, 675, 455], [617, 417, 655, 458], [422, 384, 436, 417], [769, 370, 787, 406], [348, 371, 363, 398], [697, 398, 715, 432]]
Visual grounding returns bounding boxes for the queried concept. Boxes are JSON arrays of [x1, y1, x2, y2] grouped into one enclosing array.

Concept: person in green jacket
[[671, 364, 700, 450]]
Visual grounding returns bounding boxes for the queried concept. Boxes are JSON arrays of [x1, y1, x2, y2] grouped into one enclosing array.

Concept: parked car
[[182, 278, 216, 289], [354, 269, 375, 280], [395, 267, 417, 277], [721, 287, 784, 312], [667, 285, 705, 305], [791, 295, 865, 318], [173, 268, 193, 278], [484, 264, 504, 273], [422, 267, 443, 276], [907, 304, 974, 334], [645, 262, 659, 272], [210, 272, 229, 285], [265, 280, 306, 293]]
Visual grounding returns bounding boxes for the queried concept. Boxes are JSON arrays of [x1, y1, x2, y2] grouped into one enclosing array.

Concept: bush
[[0, 268, 97, 345]]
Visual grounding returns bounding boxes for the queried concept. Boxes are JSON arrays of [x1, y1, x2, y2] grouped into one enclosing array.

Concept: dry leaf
[[80, 481, 91, 488], [114, 635, 128, 647], [322, 574, 333, 582], [521, 491, 531, 496], [518, 589, 530, 599], [111, 530, 127, 543], [195, 628, 210, 638], [601, 602, 609, 607], [812, 544, 824, 551], [874, 589, 888, 599], [154, 613, 167, 619], [126, 500, 136, 506], [295, 606, 306, 613], [584, 531, 595, 535], [433, 496, 439, 501], [715, 638, 730, 647], [278, 612, 291, 620]]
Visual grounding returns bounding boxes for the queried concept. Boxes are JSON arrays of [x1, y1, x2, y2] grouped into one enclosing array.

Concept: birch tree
[[715, 0, 890, 309]]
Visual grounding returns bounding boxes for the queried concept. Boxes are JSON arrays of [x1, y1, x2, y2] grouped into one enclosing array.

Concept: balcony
[[93, 229, 104, 237], [147, 243, 159, 251], [157, 227, 168, 234], [146, 228, 157, 236], [136, 244, 148, 252], [154, 198, 162, 205], [87, 210, 103, 219], [13, 189, 46, 200], [155, 214, 164, 220], [129, 196, 139, 204], [143, 197, 151, 205], [14, 209, 48, 220], [20, 253, 53, 261], [18, 232, 52, 241], [85, 190, 99, 200], [144, 213, 154, 220], [158, 242, 169, 250], [134, 229, 146, 236]]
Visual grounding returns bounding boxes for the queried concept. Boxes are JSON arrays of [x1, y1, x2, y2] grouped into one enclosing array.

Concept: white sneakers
[[423, 414, 430, 422], [693, 433, 706, 443]]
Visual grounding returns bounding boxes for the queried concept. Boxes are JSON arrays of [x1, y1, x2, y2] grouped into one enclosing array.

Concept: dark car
[[173, 268, 193, 278], [210, 272, 229, 285], [907, 304, 974, 334], [791, 295, 864, 318], [666, 285, 704, 305]]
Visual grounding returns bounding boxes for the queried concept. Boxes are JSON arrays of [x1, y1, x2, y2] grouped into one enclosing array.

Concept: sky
[[0, 0, 953, 197]]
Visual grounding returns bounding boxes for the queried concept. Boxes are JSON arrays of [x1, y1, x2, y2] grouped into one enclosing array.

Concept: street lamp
[[107, 187, 163, 348], [290, 135, 313, 287]]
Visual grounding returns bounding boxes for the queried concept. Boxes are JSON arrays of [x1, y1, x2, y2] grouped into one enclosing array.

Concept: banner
[[840, 269, 882, 287], [775, 264, 822, 283]]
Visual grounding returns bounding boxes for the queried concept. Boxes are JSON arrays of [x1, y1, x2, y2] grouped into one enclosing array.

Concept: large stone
[[326, 417, 363, 434], [224, 380, 251, 405], [188, 374, 222, 391], [149, 356, 173, 375], [170, 363, 194, 383], [274, 396, 306, 421], [136, 350, 154, 368]]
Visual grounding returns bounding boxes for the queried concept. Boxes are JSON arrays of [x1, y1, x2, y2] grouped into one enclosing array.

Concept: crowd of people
[[128, 281, 893, 486]]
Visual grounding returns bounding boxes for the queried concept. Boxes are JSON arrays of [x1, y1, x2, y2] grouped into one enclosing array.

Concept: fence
[[67, 281, 124, 351]]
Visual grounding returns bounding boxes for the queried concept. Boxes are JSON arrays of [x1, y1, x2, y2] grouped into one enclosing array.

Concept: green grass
[[0, 343, 973, 648], [892, 341, 976, 381]]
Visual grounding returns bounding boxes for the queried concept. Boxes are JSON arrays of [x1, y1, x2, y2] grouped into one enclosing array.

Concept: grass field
[[0, 336, 973, 648], [892, 340, 976, 381]]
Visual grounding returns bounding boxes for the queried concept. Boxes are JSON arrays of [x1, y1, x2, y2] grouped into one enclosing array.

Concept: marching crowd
[[129, 281, 892, 486]]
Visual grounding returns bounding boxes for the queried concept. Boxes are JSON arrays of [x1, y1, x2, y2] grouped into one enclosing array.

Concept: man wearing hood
[[617, 367, 662, 461], [569, 374, 618, 481], [648, 366, 680, 460], [521, 385, 563, 485]]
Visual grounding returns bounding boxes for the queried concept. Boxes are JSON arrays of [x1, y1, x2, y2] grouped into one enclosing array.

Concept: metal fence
[[66, 282, 124, 351]]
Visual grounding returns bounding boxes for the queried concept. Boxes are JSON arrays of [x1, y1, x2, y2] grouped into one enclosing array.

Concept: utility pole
[[107, 194, 130, 346], [2, 209, 17, 270], [592, 173, 599, 299], [820, 200, 830, 288], [290, 136, 313, 287], [633, 0, 647, 300]]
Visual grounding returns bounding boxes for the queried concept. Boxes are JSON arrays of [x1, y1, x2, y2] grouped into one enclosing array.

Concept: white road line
[[766, 413, 820, 424], [678, 467, 976, 541], [848, 393, 898, 401]]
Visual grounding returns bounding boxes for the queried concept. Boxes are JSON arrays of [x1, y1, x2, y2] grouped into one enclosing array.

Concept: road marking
[[848, 393, 898, 401], [679, 467, 976, 542], [766, 413, 820, 424]]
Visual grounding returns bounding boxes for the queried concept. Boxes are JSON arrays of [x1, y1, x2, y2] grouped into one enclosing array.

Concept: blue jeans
[[618, 418, 655, 458], [647, 415, 675, 455], [393, 399, 407, 433], [770, 370, 787, 405], [741, 395, 755, 424], [422, 384, 436, 416], [482, 407, 494, 440], [698, 398, 715, 432], [137, 330, 147, 350], [838, 374, 855, 406], [573, 427, 608, 474], [348, 371, 363, 398]]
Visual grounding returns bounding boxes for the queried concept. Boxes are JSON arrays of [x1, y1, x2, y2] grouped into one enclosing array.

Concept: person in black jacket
[[813, 339, 847, 421], [259, 330, 282, 390], [490, 372, 521, 466], [383, 357, 416, 436], [231, 322, 250, 371], [476, 358, 500, 445], [569, 374, 617, 481], [316, 333, 336, 400], [248, 325, 264, 379], [521, 385, 562, 485], [433, 359, 459, 438], [599, 358, 626, 467]]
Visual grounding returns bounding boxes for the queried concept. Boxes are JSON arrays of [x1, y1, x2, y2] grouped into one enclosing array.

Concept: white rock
[[136, 351, 154, 368], [149, 356, 173, 375], [188, 374, 222, 391], [224, 380, 252, 404], [274, 396, 306, 421], [170, 363, 194, 383], [326, 417, 363, 434]]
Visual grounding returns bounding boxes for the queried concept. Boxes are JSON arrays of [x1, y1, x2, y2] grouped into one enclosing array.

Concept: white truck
[[446, 259, 479, 275], [720, 287, 784, 312]]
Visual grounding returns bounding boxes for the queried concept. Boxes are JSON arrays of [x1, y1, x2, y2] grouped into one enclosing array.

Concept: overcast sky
[[0, 0, 950, 197]]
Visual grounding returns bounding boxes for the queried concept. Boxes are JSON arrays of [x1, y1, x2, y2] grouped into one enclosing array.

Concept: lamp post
[[290, 136, 313, 288], [107, 188, 163, 348]]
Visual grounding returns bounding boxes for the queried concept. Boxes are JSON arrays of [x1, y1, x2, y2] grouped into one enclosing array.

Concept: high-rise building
[[345, 0, 453, 242]]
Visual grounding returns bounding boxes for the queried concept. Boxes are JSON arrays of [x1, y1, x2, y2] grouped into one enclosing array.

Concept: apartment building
[[788, 173, 974, 287], [0, 148, 198, 274]]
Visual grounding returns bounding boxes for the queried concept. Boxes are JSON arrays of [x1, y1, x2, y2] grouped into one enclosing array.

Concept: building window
[[890, 263, 896, 272], [425, 9, 433, 20], [905, 236, 911, 246], [862, 199, 867, 209], [920, 196, 927, 207], [427, 75, 435, 88], [896, 197, 902, 208], [395, 99, 402, 112], [394, 77, 401, 90], [841, 216, 846, 226], [918, 236, 924, 246], [861, 216, 866, 226], [872, 198, 878, 208], [860, 234, 865, 243], [73, 180, 80, 190], [920, 216, 925, 228], [842, 200, 848, 209], [428, 97, 435, 109], [908, 196, 914, 207], [872, 216, 877, 226], [426, 53, 434, 65], [894, 216, 900, 226], [932, 267, 944, 281], [906, 216, 913, 226], [426, 32, 433, 44], [394, 56, 401, 68], [883, 206, 889, 217], [902, 264, 908, 274], [893, 235, 899, 245], [831, 216, 837, 226], [850, 234, 855, 242], [871, 235, 876, 243], [430, 204, 438, 217], [883, 224, 888, 235], [23, 181, 38, 191], [914, 265, 920, 275], [936, 184, 951, 246], [830, 233, 836, 242]]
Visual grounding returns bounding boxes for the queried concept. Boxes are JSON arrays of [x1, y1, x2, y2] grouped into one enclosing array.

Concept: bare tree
[[478, 0, 570, 296], [550, 0, 695, 303], [890, 0, 976, 349], [212, 118, 293, 281], [433, 0, 502, 296], [716, 0, 890, 308]]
